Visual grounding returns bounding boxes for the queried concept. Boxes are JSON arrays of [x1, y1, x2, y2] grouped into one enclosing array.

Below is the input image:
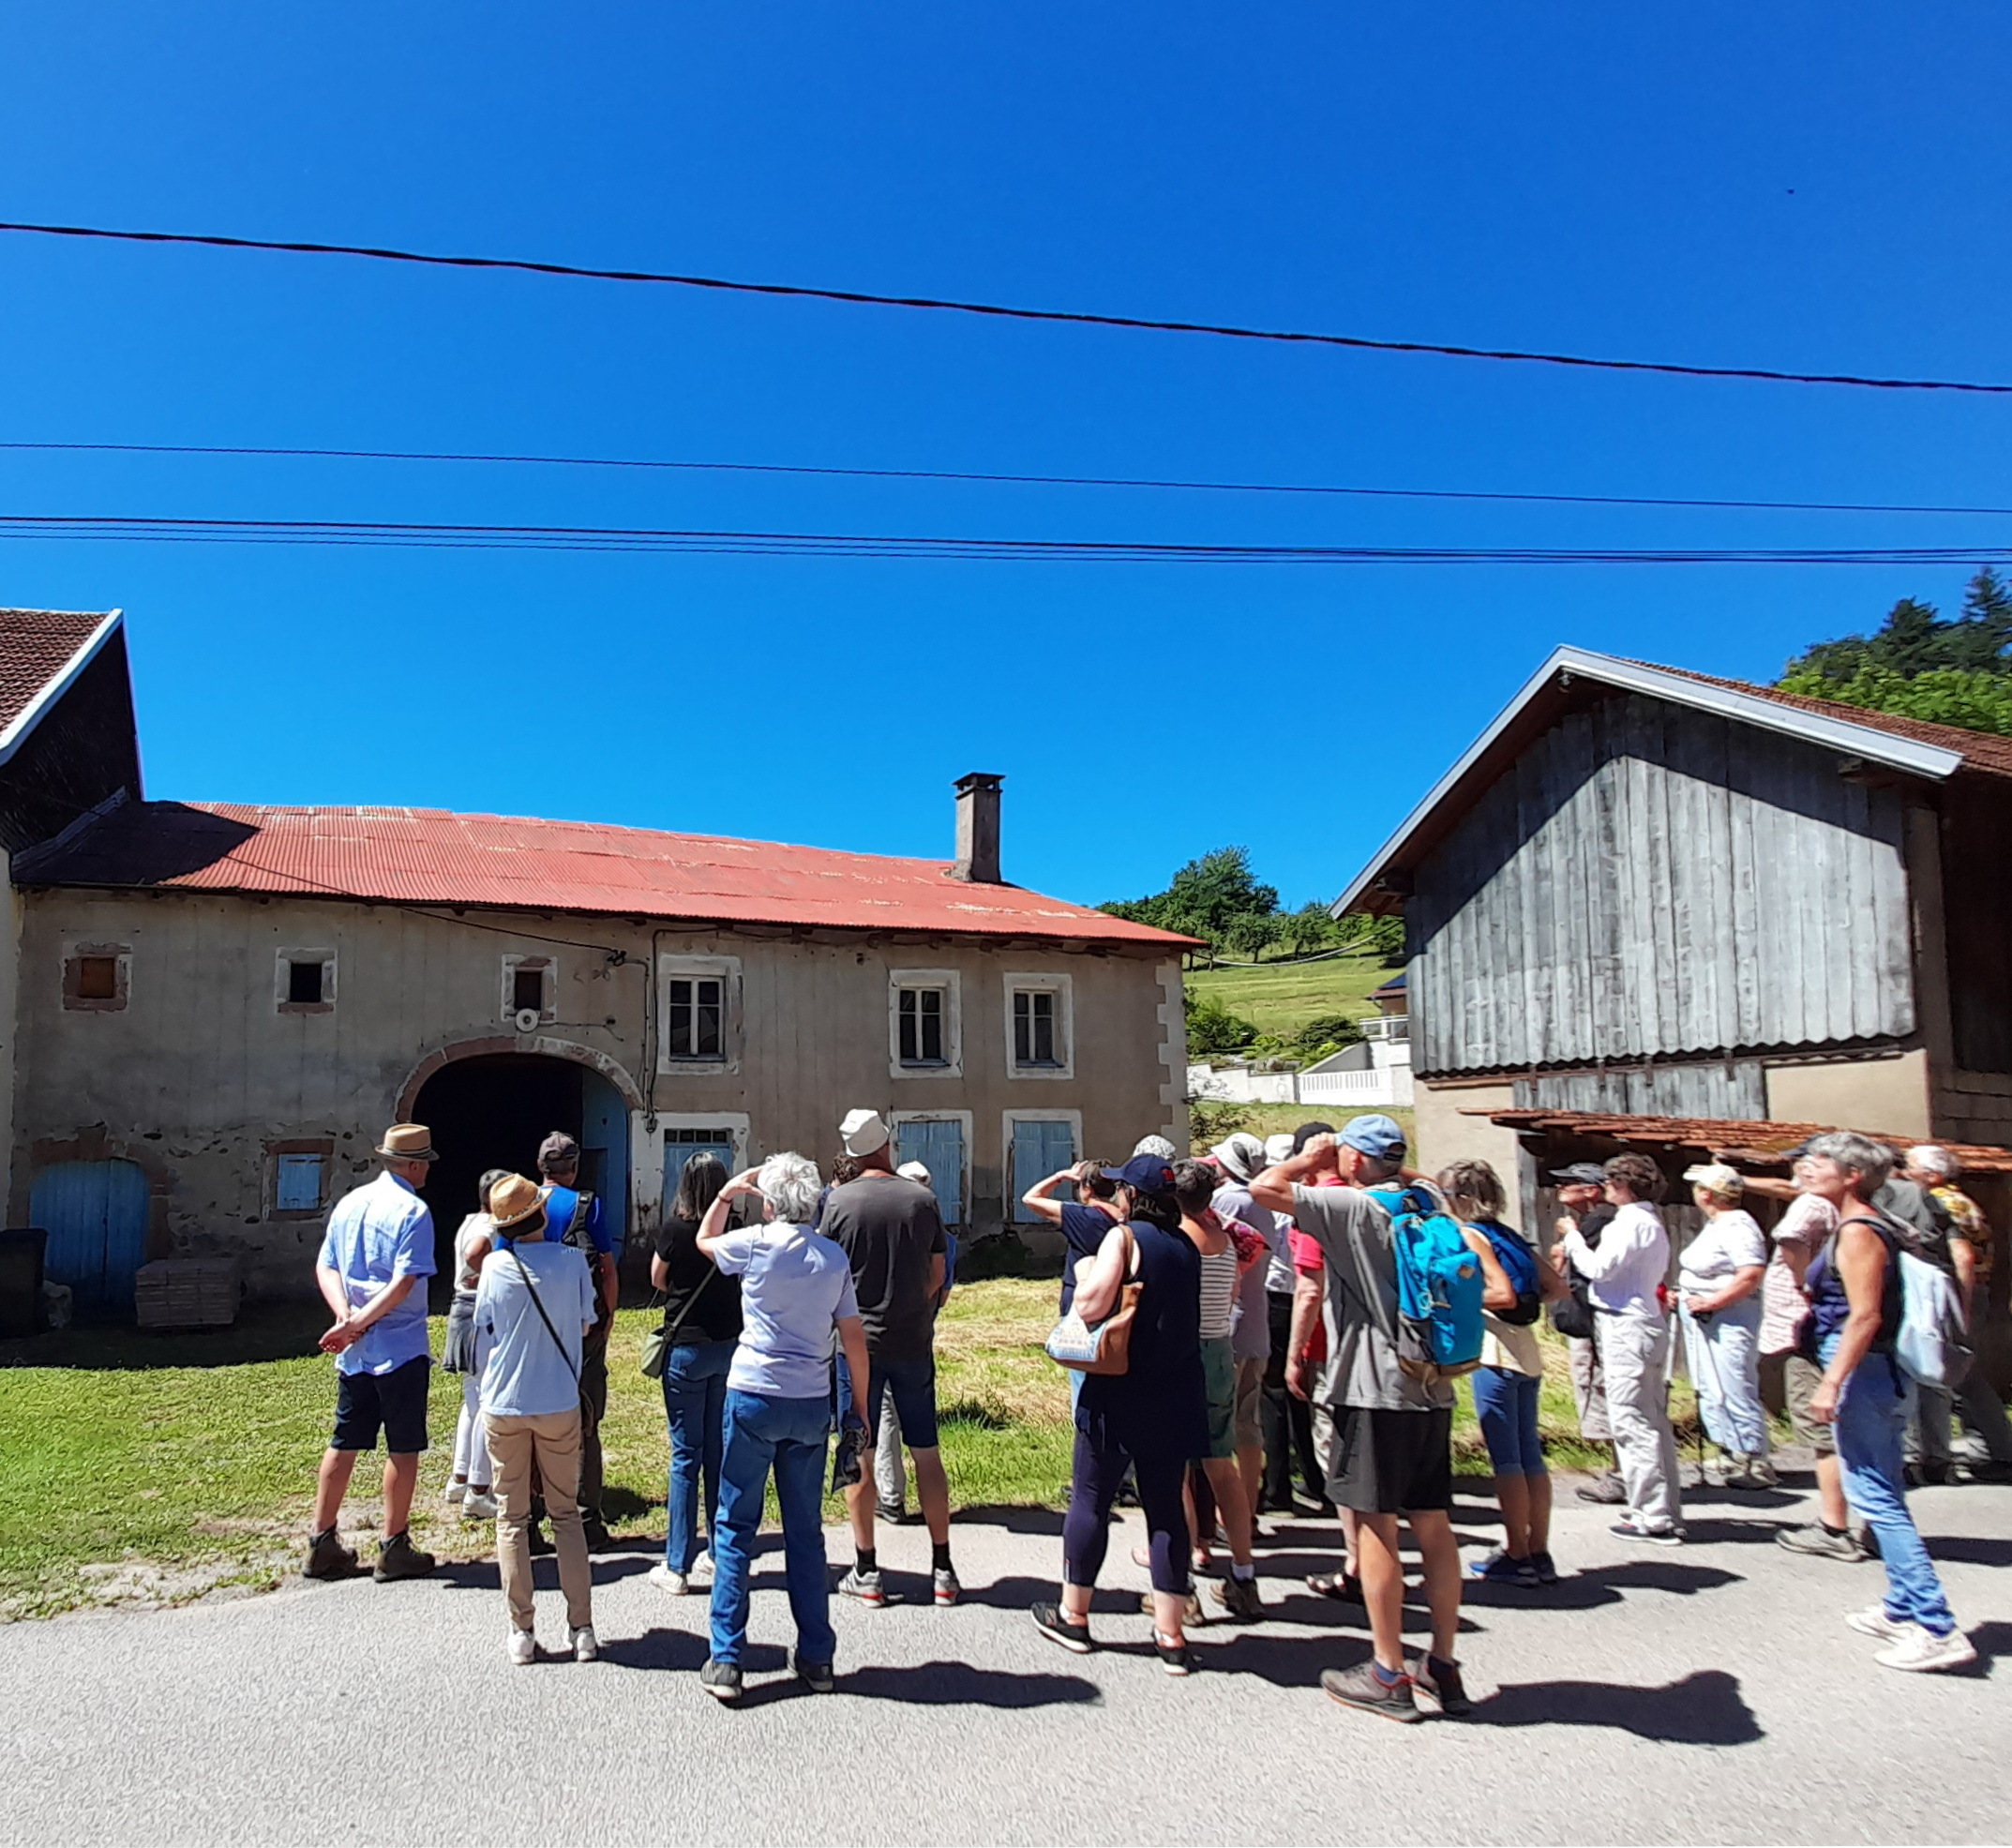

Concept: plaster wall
[[14, 889, 1176, 1296], [1764, 1048, 1932, 1138], [1413, 1076, 1518, 1179]]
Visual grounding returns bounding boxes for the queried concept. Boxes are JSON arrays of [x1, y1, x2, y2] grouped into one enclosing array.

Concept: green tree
[[1778, 662, 2012, 735], [1786, 570, 2012, 686], [1184, 990, 1258, 1054]]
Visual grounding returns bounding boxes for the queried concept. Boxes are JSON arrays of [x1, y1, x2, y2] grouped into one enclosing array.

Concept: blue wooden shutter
[[894, 1119, 964, 1224], [1012, 1119, 1077, 1222]]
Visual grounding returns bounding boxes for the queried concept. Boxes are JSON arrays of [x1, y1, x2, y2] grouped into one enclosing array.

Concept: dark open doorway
[[412, 1053, 630, 1282]]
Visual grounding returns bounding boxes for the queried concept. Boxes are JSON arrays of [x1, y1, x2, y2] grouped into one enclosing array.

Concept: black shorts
[[1328, 1405, 1453, 1514], [332, 1356, 431, 1454]]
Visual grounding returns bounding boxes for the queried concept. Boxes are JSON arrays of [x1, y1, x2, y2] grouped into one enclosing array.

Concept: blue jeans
[[709, 1389, 835, 1666], [1472, 1366, 1546, 1477], [1824, 1334, 1958, 1638], [662, 1338, 734, 1573], [1680, 1298, 1769, 1457]]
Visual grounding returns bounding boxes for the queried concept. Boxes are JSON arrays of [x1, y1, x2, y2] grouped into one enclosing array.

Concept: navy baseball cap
[[1102, 1153, 1177, 1194], [1340, 1114, 1407, 1162], [1550, 1163, 1608, 1185]]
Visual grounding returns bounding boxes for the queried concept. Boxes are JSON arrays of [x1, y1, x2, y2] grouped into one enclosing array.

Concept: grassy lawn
[[1187, 954, 1397, 1039], [0, 1278, 1706, 1619]]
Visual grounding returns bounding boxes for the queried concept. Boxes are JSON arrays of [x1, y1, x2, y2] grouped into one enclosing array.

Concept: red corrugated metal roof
[[1479, 1107, 2012, 1174], [0, 608, 112, 736], [20, 799, 1199, 947]]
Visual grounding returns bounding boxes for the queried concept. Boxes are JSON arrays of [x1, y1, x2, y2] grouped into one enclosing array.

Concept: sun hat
[[1132, 1134, 1179, 1160], [377, 1122, 439, 1162], [840, 1108, 891, 1158], [1265, 1133, 1296, 1165], [897, 1160, 932, 1185], [1209, 1133, 1267, 1182], [488, 1173, 547, 1232], [1682, 1162, 1746, 1198], [1339, 1114, 1407, 1162]]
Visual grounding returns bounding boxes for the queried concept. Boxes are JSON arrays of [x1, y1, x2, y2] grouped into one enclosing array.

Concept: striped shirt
[[1197, 1244, 1239, 1340]]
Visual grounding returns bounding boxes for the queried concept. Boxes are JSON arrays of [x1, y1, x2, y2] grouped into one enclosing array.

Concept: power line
[[5, 511, 2011, 566], [3, 218, 2008, 398], [8, 436, 2012, 519]]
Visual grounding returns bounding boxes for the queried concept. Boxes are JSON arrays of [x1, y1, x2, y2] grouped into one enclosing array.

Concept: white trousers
[[1600, 1314, 1683, 1530], [451, 1369, 495, 1488]]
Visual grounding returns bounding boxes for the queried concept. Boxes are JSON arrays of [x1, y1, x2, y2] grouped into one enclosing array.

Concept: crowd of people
[[301, 1104, 1994, 1706]]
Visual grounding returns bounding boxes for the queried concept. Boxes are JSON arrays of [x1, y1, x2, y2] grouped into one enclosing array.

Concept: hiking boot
[[303, 1527, 359, 1581], [1778, 1522, 1872, 1563], [1467, 1548, 1539, 1587], [837, 1566, 886, 1607], [1846, 1605, 1914, 1643], [581, 1514, 614, 1553], [1212, 1572, 1264, 1621], [1321, 1662, 1419, 1723], [1961, 1459, 2012, 1485], [1528, 1550, 1559, 1585], [932, 1568, 961, 1607], [1610, 1518, 1683, 1547], [1411, 1653, 1473, 1718], [1875, 1626, 1978, 1674], [373, 1533, 436, 1582], [793, 1651, 835, 1693], [699, 1659, 743, 1703], [1152, 1630, 1195, 1676], [1575, 1472, 1628, 1506], [570, 1625, 598, 1663], [507, 1629, 537, 1666], [1140, 1587, 1206, 1628], [1031, 1601, 1095, 1654]]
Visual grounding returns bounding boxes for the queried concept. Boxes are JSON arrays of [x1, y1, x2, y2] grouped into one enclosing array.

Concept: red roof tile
[[0, 608, 113, 738], [1479, 1107, 2012, 1173], [21, 800, 1197, 948], [1633, 659, 2012, 780]]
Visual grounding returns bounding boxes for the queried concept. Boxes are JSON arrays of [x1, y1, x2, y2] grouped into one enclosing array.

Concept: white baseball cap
[[840, 1107, 891, 1157]]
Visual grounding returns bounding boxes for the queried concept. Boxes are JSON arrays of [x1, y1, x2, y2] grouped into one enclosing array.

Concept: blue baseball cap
[[1340, 1114, 1407, 1162], [1102, 1153, 1178, 1194]]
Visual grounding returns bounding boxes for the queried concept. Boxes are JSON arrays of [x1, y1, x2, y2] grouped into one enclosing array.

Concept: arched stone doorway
[[408, 1049, 635, 1267]]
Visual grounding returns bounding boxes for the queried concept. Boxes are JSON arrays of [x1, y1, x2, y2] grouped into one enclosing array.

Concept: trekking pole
[[1687, 1303, 1731, 1484]]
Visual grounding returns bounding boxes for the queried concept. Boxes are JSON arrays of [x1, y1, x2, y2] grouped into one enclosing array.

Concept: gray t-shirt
[[1290, 1183, 1454, 1413]]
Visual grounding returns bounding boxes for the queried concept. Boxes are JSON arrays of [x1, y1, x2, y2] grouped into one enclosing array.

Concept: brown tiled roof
[[0, 609, 112, 737], [1638, 659, 2012, 780], [1478, 1107, 2012, 1174]]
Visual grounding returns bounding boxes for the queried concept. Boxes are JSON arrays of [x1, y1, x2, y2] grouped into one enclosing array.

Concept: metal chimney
[[952, 773, 1003, 883]]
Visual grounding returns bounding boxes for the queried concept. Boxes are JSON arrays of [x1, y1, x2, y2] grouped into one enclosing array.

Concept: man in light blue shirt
[[475, 1172, 601, 1664], [306, 1123, 441, 1585]]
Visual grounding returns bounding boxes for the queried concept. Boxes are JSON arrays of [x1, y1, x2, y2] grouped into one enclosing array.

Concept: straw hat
[[488, 1173, 547, 1232], [377, 1122, 439, 1162]]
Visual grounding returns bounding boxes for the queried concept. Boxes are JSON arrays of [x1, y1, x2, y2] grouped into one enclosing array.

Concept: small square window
[[76, 955, 118, 1000], [64, 944, 129, 1012], [276, 1152, 325, 1212], [512, 966, 546, 1014], [287, 960, 324, 1005]]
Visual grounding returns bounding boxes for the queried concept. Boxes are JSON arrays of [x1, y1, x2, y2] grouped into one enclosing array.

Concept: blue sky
[[2, 4, 2009, 910]]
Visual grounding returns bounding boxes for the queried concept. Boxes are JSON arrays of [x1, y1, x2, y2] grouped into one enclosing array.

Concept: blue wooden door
[[1011, 1119, 1077, 1221], [894, 1119, 965, 1224], [32, 1160, 149, 1307], [579, 1073, 630, 1256], [661, 1129, 738, 1219]]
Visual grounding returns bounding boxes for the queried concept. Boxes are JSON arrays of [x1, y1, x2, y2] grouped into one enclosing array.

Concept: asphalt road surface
[[3, 1472, 2007, 1845]]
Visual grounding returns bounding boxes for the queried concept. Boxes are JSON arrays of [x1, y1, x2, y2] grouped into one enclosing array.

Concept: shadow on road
[[1930, 1535, 2012, 1568], [832, 1660, 1102, 1707], [1471, 1668, 1764, 1742]]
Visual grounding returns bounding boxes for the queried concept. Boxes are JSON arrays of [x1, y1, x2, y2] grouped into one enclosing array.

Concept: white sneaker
[[1875, 1626, 1977, 1674], [443, 1480, 468, 1504], [648, 1564, 690, 1596], [1846, 1605, 1914, 1643], [507, 1630, 537, 1666], [571, 1625, 599, 1663], [690, 1550, 714, 1585], [462, 1491, 499, 1521]]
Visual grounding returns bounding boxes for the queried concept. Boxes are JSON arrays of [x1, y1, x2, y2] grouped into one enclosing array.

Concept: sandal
[[1307, 1570, 1364, 1603]]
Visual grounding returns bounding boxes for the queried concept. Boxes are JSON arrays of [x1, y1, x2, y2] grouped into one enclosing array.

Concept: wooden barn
[[1337, 646, 2012, 1185]]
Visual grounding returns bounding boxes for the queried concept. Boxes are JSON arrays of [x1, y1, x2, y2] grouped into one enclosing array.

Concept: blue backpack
[[1470, 1219, 1542, 1327], [1369, 1185, 1485, 1382]]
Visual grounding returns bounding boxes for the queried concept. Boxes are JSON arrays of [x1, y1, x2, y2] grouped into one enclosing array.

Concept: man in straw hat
[[476, 1172, 602, 1665], [304, 1123, 442, 1584]]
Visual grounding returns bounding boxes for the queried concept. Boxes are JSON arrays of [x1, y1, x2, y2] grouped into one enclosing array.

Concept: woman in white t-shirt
[[1676, 1163, 1774, 1489]]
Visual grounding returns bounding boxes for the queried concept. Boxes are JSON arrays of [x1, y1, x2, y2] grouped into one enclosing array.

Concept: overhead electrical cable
[[4, 512, 2011, 565], [2, 218, 2008, 396], [7, 437, 2012, 519]]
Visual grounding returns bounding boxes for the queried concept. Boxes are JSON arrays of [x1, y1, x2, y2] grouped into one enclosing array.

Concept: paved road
[[3, 1473, 2008, 1845]]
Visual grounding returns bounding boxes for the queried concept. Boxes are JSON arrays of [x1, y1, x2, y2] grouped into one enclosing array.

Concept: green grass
[[1187, 954, 1396, 1039], [0, 1281, 1704, 1618]]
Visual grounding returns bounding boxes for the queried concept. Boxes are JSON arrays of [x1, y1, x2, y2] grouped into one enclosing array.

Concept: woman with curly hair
[[1564, 1152, 1684, 1544]]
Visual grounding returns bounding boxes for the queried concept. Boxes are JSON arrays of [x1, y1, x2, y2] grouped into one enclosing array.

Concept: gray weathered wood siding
[[1510, 1060, 1767, 1119], [1410, 693, 1915, 1076]]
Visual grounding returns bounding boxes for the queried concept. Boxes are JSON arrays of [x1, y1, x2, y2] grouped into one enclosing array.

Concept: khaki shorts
[[1232, 1355, 1266, 1450], [1779, 1350, 1835, 1456]]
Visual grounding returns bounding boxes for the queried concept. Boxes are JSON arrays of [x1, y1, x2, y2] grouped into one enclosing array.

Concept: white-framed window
[[1003, 1109, 1083, 1223], [275, 948, 337, 1014], [657, 954, 741, 1072], [891, 1110, 972, 1225], [889, 968, 963, 1078], [1003, 971, 1074, 1079], [501, 954, 558, 1024]]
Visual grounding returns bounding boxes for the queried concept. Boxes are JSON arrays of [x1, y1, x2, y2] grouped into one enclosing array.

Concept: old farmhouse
[[1339, 645, 2012, 1189], [0, 608, 1192, 1309]]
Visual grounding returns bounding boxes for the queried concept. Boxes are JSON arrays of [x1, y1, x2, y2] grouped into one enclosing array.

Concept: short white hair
[[758, 1151, 822, 1224], [1802, 1131, 1893, 1193], [1909, 1144, 1959, 1181]]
